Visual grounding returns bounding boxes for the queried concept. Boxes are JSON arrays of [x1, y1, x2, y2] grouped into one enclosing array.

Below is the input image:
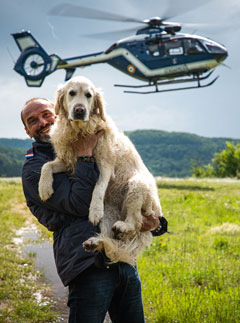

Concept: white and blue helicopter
[[12, 4, 228, 94]]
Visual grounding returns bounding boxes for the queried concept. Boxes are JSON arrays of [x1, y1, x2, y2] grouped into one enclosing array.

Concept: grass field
[[138, 178, 240, 323], [0, 177, 240, 322], [0, 178, 57, 323]]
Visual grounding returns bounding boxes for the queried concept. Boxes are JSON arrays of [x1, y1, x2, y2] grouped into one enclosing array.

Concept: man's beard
[[34, 123, 54, 142]]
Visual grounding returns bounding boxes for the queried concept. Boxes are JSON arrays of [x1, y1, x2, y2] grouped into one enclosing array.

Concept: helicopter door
[[162, 39, 186, 74], [164, 40, 184, 56]]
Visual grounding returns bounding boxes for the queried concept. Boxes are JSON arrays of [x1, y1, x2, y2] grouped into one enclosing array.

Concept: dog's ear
[[55, 85, 64, 115], [93, 89, 106, 121]]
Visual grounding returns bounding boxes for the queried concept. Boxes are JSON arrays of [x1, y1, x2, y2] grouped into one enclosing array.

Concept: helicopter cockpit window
[[164, 40, 184, 56], [205, 42, 225, 54], [183, 39, 205, 55]]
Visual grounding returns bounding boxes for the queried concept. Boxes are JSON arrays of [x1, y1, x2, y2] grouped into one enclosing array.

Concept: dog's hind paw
[[112, 221, 136, 240]]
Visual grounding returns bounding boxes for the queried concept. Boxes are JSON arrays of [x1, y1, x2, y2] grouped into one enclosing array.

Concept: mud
[[15, 226, 112, 322], [15, 226, 69, 322]]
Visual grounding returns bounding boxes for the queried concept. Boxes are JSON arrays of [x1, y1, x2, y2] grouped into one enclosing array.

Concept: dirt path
[[14, 202, 112, 322]]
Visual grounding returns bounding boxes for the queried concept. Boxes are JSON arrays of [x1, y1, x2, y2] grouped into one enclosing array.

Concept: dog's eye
[[85, 92, 92, 99], [69, 90, 76, 97]]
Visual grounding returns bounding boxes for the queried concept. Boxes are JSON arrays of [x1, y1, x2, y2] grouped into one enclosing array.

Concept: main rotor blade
[[161, 0, 213, 21], [82, 27, 140, 40], [182, 22, 215, 30], [48, 3, 145, 24], [182, 21, 240, 35]]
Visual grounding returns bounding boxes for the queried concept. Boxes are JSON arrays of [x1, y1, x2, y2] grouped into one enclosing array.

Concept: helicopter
[[12, 3, 228, 94]]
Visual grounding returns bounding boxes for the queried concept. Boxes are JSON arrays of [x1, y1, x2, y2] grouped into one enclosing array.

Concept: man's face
[[22, 99, 56, 142]]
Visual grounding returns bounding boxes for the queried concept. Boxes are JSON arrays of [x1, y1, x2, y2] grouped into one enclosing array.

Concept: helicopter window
[[146, 40, 165, 57], [164, 40, 183, 56], [183, 39, 205, 55], [146, 43, 159, 56], [205, 44, 224, 54]]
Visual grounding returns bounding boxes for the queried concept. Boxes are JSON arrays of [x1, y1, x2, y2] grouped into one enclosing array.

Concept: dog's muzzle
[[72, 104, 86, 120]]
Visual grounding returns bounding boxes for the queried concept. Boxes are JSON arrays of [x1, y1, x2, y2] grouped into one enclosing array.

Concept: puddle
[[15, 226, 112, 323], [15, 226, 69, 322]]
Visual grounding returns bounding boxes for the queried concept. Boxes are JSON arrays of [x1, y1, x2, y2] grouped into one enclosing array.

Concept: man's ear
[[93, 89, 106, 121], [24, 127, 32, 138], [55, 85, 64, 115]]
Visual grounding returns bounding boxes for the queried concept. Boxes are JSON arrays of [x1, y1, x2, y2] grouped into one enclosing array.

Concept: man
[[21, 97, 168, 323]]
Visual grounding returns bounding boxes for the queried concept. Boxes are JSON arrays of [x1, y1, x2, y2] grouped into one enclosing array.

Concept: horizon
[[1, 127, 240, 141]]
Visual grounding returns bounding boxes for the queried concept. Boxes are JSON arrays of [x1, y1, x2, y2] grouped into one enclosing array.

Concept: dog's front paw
[[38, 180, 54, 202], [89, 203, 104, 226], [83, 237, 103, 252]]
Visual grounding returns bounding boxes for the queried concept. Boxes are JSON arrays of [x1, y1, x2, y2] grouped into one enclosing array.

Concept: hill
[[125, 130, 240, 177], [0, 131, 239, 177], [0, 138, 33, 177], [0, 138, 33, 149]]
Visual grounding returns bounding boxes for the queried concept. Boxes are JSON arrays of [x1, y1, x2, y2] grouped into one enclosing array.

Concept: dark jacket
[[22, 141, 100, 286], [22, 141, 168, 286]]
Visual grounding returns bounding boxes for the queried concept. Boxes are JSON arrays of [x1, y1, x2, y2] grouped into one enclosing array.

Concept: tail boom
[[12, 31, 109, 86]]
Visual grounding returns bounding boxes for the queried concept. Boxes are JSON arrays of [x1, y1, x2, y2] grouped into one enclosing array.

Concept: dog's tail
[[98, 233, 152, 266]]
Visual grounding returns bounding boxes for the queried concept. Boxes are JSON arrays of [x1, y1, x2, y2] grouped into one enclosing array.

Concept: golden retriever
[[39, 76, 163, 265]]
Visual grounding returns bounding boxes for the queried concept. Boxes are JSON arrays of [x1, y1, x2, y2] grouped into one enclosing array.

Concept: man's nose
[[39, 116, 48, 126]]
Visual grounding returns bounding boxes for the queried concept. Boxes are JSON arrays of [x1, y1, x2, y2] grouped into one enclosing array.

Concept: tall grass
[[138, 179, 240, 323]]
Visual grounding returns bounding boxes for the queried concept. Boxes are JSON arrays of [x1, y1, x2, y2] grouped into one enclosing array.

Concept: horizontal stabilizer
[[25, 78, 44, 87]]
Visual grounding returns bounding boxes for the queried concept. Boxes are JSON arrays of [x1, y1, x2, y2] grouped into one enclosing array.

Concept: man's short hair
[[21, 97, 54, 127]]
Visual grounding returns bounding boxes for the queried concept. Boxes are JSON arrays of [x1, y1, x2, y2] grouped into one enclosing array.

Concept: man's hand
[[72, 130, 104, 156], [140, 214, 160, 232]]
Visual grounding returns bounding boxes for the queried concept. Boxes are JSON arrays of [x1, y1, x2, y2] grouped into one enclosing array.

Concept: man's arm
[[141, 214, 169, 236], [22, 132, 103, 220], [27, 202, 71, 231], [22, 157, 99, 218]]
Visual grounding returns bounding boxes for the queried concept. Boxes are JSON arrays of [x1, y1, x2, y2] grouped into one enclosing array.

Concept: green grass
[[0, 178, 57, 322], [138, 179, 240, 323], [1, 177, 240, 322]]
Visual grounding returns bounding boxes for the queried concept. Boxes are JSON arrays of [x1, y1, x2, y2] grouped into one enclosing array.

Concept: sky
[[0, 0, 240, 140]]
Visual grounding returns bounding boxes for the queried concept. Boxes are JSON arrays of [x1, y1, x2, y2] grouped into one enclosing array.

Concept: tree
[[193, 142, 240, 178], [213, 142, 240, 178]]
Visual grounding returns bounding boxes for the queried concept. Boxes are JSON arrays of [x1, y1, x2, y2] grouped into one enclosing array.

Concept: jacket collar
[[32, 141, 56, 159]]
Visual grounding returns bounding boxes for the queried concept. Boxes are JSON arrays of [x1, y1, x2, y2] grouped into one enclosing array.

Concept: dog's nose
[[73, 104, 86, 120], [74, 105, 85, 115]]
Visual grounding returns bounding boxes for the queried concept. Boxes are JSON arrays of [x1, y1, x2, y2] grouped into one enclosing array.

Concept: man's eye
[[69, 90, 76, 96]]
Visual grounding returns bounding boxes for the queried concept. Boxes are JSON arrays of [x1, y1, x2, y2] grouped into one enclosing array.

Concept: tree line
[[193, 142, 240, 179], [0, 132, 239, 178]]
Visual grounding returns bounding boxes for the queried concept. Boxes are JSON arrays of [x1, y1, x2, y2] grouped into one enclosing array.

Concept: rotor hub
[[30, 61, 38, 69], [147, 17, 163, 27]]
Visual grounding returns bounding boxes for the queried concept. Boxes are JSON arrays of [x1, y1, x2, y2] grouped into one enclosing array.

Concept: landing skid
[[114, 71, 219, 94]]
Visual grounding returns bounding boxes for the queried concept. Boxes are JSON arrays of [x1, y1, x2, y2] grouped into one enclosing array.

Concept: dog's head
[[55, 76, 106, 122]]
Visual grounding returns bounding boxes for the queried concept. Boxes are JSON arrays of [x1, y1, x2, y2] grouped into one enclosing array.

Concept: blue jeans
[[68, 262, 145, 323]]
